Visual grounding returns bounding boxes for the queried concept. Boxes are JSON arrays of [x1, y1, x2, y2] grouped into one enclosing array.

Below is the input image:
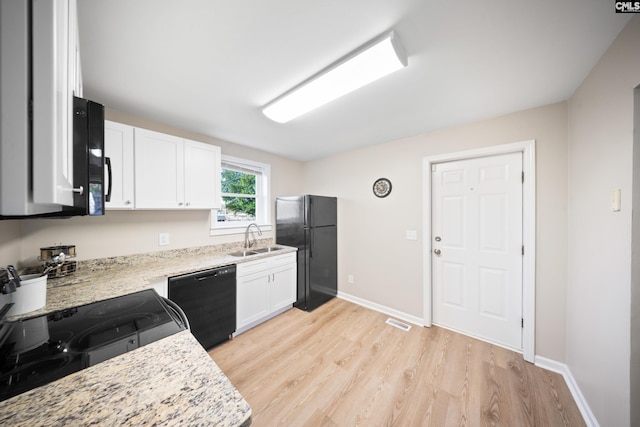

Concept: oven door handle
[[162, 297, 190, 331]]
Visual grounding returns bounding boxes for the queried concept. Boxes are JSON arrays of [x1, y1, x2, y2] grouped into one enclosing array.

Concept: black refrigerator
[[276, 195, 337, 311]]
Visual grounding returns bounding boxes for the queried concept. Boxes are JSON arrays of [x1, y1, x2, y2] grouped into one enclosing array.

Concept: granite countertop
[[7, 241, 297, 322], [0, 331, 252, 427], [0, 242, 297, 426]]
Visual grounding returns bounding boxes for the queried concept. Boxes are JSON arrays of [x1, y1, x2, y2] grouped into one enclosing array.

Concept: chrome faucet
[[244, 223, 263, 248]]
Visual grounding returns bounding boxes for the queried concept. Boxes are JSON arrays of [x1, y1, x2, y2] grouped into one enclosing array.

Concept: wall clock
[[373, 178, 392, 198]]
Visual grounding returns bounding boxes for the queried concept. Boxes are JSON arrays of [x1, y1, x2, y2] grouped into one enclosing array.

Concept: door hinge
[[521, 245, 524, 256], [521, 171, 524, 183], [521, 318, 524, 328]]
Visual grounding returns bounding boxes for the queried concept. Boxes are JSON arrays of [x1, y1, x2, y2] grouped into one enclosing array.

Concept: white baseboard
[[337, 291, 425, 327], [534, 356, 599, 427]]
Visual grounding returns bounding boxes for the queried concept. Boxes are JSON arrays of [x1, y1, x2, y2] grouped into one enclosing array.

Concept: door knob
[[434, 249, 441, 255]]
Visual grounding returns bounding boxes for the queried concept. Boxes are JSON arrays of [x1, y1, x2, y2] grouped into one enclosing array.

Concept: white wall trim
[[422, 140, 536, 362], [534, 356, 599, 427], [337, 292, 425, 327]]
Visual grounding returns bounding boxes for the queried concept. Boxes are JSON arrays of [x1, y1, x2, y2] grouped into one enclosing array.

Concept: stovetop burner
[[0, 289, 186, 402], [84, 295, 147, 318]]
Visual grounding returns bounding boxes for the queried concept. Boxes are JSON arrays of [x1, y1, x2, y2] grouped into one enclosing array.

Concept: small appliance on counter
[[1, 265, 47, 318], [0, 289, 188, 402], [0, 273, 47, 318], [38, 245, 77, 279]]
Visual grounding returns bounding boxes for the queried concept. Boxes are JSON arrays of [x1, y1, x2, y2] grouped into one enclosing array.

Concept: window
[[211, 156, 271, 235]]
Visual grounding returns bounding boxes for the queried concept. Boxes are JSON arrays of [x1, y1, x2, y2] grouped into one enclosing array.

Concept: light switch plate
[[612, 189, 621, 212], [406, 230, 418, 240]]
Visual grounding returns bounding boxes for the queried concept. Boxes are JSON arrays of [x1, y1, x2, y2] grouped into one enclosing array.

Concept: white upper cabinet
[[1, 0, 83, 215], [134, 128, 185, 209], [133, 128, 220, 210], [32, 0, 80, 207], [104, 121, 134, 209], [184, 139, 221, 209]]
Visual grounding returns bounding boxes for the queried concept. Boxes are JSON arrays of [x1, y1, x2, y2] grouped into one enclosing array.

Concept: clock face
[[373, 178, 392, 198]]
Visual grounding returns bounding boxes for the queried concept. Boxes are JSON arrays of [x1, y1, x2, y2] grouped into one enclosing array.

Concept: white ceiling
[[77, 0, 631, 161]]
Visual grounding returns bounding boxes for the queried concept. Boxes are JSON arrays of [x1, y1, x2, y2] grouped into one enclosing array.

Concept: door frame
[[423, 140, 536, 362]]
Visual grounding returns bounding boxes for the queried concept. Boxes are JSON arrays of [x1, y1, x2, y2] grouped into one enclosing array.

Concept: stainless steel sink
[[252, 246, 284, 254], [228, 250, 258, 257], [228, 246, 284, 257]]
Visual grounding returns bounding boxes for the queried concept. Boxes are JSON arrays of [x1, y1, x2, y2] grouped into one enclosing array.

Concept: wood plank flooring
[[209, 298, 585, 426]]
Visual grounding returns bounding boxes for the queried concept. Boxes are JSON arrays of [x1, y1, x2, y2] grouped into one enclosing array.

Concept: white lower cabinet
[[236, 252, 296, 333], [150, 277, 168, 298]]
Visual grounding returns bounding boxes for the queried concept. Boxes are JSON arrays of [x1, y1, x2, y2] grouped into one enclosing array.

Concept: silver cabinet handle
[[434, 249, 441, 255]]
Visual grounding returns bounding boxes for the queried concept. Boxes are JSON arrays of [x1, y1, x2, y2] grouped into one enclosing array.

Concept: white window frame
[[210, 155, 272, 236]]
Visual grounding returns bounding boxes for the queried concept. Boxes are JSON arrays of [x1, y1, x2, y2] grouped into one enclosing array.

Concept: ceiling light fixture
[[262, 30, 408, 123]]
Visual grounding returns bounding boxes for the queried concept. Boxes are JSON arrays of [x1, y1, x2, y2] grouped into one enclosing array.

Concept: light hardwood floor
[[209, 298, 585, 426]]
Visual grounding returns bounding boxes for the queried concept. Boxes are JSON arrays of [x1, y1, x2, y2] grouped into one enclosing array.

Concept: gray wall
[[632, 85, 640, 427], [566, 16, 639, 427]]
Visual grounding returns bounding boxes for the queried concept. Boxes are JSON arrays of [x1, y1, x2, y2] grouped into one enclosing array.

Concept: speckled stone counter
[[7, 241, 296, 322], [0, 331, 252, 426]]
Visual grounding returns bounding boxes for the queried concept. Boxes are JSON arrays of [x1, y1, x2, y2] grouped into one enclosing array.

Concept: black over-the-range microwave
[[0, 96, 109, 220], [68, 96, 109, 218]]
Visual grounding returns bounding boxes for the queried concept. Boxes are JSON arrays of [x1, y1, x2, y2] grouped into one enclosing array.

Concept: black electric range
[[0, 289, 187, 402]]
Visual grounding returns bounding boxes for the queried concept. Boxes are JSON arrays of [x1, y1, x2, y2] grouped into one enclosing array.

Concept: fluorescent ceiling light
[[262, 31, 408, 123]]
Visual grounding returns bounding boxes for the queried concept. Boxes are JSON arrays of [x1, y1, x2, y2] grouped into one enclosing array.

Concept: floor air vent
[[386, 318, 411, 332]]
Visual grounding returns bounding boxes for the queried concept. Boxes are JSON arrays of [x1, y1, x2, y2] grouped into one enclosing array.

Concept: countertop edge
[[0, 331, 252, 426]]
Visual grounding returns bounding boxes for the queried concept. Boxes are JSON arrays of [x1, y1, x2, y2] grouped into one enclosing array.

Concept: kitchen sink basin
[[228, 250, 258, 257], [252, 246, 284, 254], [228, 247, 284, 257]]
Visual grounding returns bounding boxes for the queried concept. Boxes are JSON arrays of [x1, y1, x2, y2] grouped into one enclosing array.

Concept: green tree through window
[[221, 169, 256, 219]]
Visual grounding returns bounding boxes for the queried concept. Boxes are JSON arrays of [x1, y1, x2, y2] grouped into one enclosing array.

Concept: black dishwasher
[[168, 265, 236, 350]]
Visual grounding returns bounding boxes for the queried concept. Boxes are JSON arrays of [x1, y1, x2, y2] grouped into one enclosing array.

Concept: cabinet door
[[134, 128, 184, 209], [237, 271, 270, 329], [270, 263, 296, 312], [104, 121, 134, 209], [31, 0, 76, 207], [183, 139, 221, 209]]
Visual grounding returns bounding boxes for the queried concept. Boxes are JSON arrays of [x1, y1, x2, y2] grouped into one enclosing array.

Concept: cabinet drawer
[[236, 252, 296, 277], [269, 252, 296, 268], [236, 258, 270, 277]]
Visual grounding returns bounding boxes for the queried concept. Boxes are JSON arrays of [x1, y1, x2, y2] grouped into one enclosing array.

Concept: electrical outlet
[[406, 230, 418, 240], [159, 233, 170, 246], [348, 274, 354, 284]]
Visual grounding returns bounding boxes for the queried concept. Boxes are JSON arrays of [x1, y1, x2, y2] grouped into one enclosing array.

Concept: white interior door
[[432, 152, 523, 350]]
